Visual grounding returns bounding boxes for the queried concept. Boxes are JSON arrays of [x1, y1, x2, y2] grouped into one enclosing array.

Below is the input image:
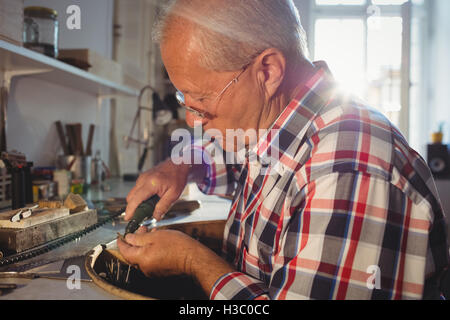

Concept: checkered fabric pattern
[[189, 63, 449, 300]]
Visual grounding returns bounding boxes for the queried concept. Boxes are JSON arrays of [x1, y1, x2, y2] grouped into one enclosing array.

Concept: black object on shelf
[[427, 144, 450, 179], [11, 167, 25, 210], [1, 151, 34, 210]]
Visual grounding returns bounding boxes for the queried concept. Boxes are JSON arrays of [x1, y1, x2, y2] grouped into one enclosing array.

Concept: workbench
[[0, 179, 231, 300]]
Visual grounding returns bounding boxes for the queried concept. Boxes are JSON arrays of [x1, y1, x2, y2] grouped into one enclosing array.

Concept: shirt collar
[[249, 61, 337, 176]]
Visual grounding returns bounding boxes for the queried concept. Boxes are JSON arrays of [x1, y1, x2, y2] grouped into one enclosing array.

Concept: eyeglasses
[[175, 66, 248, 119]]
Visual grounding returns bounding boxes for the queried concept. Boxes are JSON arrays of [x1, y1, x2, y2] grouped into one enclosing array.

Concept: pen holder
[[58, 155, 92, 185]]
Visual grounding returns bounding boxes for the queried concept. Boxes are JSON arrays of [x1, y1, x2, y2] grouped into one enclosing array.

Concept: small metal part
[[107, 261, 113, 276], [21, 204, 39, 219], [116, 232, 126, 243], [9, 204, 39, 222], [10, 209, 23, 223], [116, 260, 120, 282], [125, 265, 131, 285], [0, 272, 40, 279], [102, 256, 135, 288]]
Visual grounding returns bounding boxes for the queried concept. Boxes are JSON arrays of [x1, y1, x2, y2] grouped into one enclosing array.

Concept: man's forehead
[[161, 20, 214, 93], [161, 19, 202, 68]]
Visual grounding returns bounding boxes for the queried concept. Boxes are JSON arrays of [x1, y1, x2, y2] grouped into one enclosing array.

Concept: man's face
[[161, 24, 265, 152]]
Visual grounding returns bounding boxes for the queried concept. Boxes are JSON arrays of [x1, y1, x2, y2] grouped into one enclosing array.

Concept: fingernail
[[125, 234, 135, 243]]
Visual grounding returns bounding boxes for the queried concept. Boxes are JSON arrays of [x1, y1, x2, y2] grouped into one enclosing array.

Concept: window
[[311, 0, 409, 130]]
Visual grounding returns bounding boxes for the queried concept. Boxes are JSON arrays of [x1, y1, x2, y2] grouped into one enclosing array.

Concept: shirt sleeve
[[211, 170, 439, 300], [172, 138, 237, 197], [210, 272, 270, 300]]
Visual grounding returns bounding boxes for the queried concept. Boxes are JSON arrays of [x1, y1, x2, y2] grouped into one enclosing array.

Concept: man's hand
[[117, 229, 199, 277], [125, 159, 191, 221], [117, 228, 236, 296]]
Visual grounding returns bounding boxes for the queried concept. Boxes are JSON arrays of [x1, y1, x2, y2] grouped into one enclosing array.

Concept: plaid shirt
[[189, 63, 449, 300]]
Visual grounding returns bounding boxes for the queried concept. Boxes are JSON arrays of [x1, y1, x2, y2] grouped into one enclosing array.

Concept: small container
[[23, 6, 59, 58], [431, 132, 444, 144], [53, 170, 71, 199], [93, 151, 103, 185], [58, 155, 93, 185], [32, 180, 57, 202], [70, 180, 84, 195]]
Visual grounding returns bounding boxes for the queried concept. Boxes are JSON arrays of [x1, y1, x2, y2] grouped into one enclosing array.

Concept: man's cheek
[[185, 112, 209, 128], [185, 112, 196, 128]]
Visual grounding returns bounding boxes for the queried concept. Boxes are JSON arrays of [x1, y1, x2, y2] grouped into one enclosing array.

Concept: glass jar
[[23, 7, 59, 58]]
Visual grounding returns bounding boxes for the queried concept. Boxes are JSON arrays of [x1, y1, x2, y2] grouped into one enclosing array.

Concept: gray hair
[[153, 0, 309, 71]]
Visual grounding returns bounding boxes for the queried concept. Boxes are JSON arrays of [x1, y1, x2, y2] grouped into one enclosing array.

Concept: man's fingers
[[124, 232, 153, 247], [117, 237, 143, 265], [136, 226, 148, 234], [125, 187, 158, 221], [153, 201, 172, 221], [124, 201, 139, 221], [153, 189, 179, 221], [126, 185, 138, 203]]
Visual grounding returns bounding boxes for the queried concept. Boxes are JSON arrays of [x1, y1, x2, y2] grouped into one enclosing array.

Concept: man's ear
[[253, 48, 286, 99]]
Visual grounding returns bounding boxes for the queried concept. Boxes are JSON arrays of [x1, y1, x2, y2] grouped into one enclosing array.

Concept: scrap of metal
[[102, 258, 132, 289]]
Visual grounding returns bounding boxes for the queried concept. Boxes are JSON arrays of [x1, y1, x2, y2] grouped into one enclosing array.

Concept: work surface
[[0, 180, 231, 300]]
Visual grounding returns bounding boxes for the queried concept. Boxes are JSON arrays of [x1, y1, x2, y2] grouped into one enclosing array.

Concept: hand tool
[[55, 121, 69, 155], [124, 194, 160, 236], [0, 86, 9, 152], [85, 124, 95, 156], [137, 147, 149, 173], [74, 123, 84, 156], [65, 124, 76, 155]]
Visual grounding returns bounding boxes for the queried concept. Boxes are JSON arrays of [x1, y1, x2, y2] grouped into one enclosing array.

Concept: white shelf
[[0, 40, 139, 97]]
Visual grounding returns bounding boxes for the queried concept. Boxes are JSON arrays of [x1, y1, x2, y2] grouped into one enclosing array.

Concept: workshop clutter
[[0, 161, 11, 210], [0, 192, 97, 255], [0, 148, 106, 209], [0, 194, 88, 230], [0, 151, 32, 210], [54, 121, 110, 194]]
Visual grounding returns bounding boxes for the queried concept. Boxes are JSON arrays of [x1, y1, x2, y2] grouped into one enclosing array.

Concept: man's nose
[[185, 110, 207, 127]]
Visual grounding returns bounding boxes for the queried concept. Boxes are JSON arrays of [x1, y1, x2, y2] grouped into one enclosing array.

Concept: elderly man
[[118, 0, 449, 300]]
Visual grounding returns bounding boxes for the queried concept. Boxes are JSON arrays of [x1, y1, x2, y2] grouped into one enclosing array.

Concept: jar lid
[[24, 6, 58, 19]]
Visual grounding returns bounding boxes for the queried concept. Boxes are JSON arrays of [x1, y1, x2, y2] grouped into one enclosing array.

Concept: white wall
[[6, 0, 114, 167]]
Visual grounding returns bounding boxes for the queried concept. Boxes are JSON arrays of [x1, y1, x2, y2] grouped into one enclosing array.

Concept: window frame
[[307, 0, 412, 136], [309, 0, 405, 62]]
